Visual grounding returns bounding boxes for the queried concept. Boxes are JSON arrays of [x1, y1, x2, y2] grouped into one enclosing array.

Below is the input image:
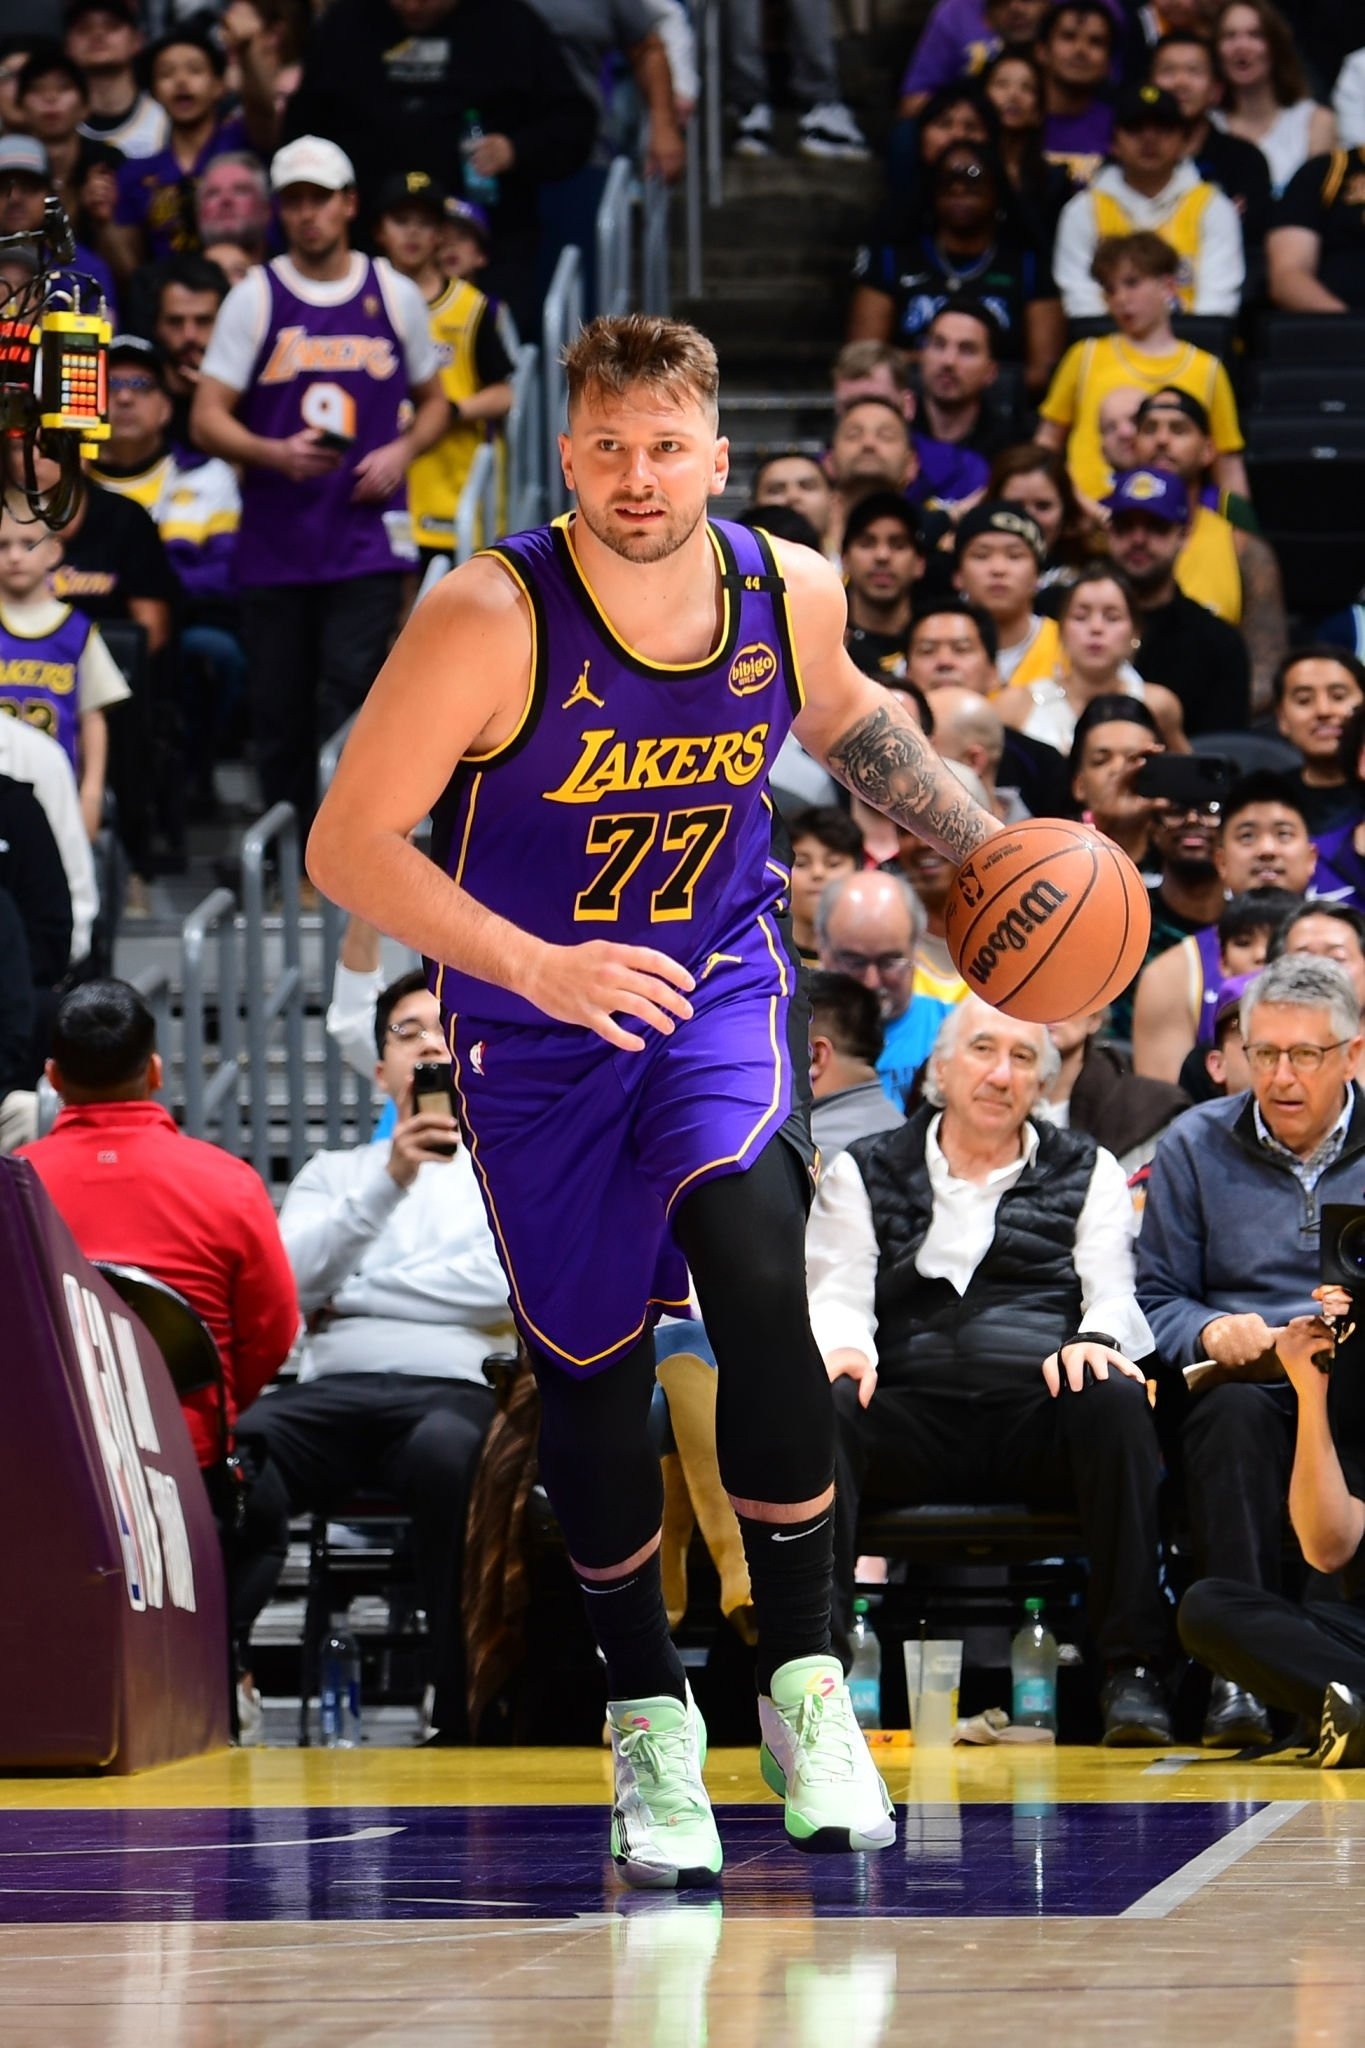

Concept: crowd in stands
[[5, 0, 1365, 1760]]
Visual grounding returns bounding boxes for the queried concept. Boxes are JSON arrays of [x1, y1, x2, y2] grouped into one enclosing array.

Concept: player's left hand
[[351, 440, 410, 502], [1042, 1341, 1146, 1398]]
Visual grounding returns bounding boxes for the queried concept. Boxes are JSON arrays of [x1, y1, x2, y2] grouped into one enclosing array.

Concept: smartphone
[[314, 428, 354, 452], [412, 1060, 458, 1156], [1132, 753, 1235, 809]]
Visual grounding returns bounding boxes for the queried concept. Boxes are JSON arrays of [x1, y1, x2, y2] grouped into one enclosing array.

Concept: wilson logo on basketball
[[963, 879, 1070, 989], [728, 642, 778, 695]]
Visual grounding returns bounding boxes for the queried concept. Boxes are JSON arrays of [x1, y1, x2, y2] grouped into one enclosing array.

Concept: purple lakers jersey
[[1194, 921, 1223, 1048], [430, 515, 804, 1028], [0, 603, 93, 771], [235, 256, 417, 588]]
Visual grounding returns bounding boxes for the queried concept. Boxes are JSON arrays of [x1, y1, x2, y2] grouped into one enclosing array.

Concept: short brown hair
[[1091, 230, 1180, 289], [832, 339, 911, 391], [563, 314, 720, 423]]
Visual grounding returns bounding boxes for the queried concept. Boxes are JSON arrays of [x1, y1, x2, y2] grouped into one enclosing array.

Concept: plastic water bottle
[[1011, 1596, 1058, 1732], [319, 1625, 362, 1748], [848, 1598, 882, 1729], [461, 110, 500, 204]]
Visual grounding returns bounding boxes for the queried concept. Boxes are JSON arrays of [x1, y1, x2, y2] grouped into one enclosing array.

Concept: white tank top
[[1021, 669, 1147, 753], [1215, 99, 1317, 197]]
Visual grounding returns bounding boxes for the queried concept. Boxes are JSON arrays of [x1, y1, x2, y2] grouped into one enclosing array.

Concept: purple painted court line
[[0, 1802, 1271, 1923]]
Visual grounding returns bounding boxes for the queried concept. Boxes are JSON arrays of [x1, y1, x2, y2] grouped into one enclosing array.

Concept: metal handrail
[[130, 961, 173, 1086], [542, 244, 584, 519], [703, 0, 723, 211], [507, 342, 541, 532], [240, 803, 307, 1183], [318, 712, 357, 799], [596, 154, 635, 318], [454, 438, 498, 562], [641, 175, 671, 316], [181, 888, 243, 1153]]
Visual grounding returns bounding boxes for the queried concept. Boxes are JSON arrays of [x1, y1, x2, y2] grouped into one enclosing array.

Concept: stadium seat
[[1242, 444, 1365, 615], [1249, 364, 1365, 415], [1191, 730, 1302, 775], [1255, 313, 1365, 363], [1065, 313, 1235, 360], [1244, 416, 1365, 457]]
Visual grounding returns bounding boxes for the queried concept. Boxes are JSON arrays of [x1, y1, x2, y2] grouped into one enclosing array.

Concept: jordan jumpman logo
[[562, 658, 605, 710]]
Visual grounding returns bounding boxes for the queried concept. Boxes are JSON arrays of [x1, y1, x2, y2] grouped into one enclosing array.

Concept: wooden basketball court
[[1, 1743, 1361, 2044]]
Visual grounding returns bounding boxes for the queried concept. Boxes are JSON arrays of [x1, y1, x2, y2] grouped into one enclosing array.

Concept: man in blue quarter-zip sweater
[[1138, 953, 1365, 1748]]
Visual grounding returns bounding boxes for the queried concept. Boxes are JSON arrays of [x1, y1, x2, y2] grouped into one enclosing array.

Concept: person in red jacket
[[17, 980, 300, 1468]]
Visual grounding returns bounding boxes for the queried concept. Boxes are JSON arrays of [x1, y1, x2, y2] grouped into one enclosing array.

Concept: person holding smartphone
[[231, 968, 515, 1745]]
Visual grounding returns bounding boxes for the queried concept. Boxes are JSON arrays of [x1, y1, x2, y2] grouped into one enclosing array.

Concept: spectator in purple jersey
[[105, 31, 264, 281], [191, 136, 449, 833], [1037, 0, 1116, 182], [1313, 705, 1365, 912], [0, 132, 119, 326], [899, 0, 1053, 115]]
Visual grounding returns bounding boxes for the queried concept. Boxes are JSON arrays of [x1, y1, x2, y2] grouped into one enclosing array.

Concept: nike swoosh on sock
[[770, 1517, 830, 1544]]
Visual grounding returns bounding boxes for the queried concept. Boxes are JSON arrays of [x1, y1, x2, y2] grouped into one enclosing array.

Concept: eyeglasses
[[386, 1021, 446, 1047], [829, 950, 912, 978], [1242, 1040, 1351, 1076], [110, 374, 157, 395]]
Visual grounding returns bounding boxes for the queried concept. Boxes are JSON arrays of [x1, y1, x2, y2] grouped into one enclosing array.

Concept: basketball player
[[308, 316, 1001, 1890]]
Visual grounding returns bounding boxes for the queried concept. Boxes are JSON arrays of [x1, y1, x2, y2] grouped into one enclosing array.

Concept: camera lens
[[1338, 1216, 1365, 1278]]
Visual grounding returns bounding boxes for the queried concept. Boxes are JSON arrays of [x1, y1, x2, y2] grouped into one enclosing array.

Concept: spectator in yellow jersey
[[373, 172, 515, 569], [1037, 230, 1246, 505], [1052, 84, 1245, 319]]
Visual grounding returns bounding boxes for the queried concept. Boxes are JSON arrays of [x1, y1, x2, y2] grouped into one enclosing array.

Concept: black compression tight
[[528, 1135, 835, 1571]]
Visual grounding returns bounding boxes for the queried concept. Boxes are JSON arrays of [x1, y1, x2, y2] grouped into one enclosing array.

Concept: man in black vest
[[808, 995, 1172, 1744]]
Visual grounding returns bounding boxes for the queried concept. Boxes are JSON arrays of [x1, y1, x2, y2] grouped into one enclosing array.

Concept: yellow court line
[[2, 1746, 1362, 1810]]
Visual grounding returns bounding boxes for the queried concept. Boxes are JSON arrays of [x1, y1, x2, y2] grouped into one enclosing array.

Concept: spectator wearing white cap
[[191, 137, 449, 836]]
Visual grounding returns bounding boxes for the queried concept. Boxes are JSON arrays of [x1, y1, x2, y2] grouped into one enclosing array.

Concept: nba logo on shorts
[[470, 1040, 487, 1075]]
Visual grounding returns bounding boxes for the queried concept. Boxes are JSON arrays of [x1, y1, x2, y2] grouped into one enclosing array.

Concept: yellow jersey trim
[[554, 512, 733, 676], [464, 551, 539, 765]]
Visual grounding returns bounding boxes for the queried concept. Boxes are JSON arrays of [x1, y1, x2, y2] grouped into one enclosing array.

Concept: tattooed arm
[[776, 539, 1001, 863], [1234, 528, 1289, 719]]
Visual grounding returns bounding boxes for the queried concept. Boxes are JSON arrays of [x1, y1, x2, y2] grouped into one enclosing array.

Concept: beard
[[1164, 852, 1218, 886], [575, 491, 708, 565]]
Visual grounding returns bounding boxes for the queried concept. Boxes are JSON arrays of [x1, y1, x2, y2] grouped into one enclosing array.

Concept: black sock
[[736, 1506, 834, 1693], [576, 1547, 687, 1705]]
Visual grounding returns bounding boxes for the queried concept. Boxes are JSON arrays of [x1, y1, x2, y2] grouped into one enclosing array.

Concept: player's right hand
[[275, 429, 343, 482], [523, 940, 695, 1052], [386, 1111, 459, 1187]]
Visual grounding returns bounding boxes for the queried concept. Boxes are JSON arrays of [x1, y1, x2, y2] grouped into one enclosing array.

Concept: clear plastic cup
[[903, 1639, 963, 1748]]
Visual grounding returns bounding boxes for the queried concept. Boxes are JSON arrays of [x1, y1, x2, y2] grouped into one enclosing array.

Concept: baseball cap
[[953, 500, 1045, 563], [374, 169, 449, 220], [1115, 83, 1186, 130], [65, 0, 139, 23], [269, 135, 355, 194], [108, 334, 167, 388], [1135, 386, 1212, 436], [1105, 468, 1190, 524], [842, 490, 923, 552], [0, 133, 49, 179], [1213, 972, 1256, 1038], [444, 195, 492, 248]]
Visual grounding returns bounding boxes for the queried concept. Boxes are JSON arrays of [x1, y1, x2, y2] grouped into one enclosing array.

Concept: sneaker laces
[[793, 1686, 862, 1783], [619, 1720, 711, 1822]]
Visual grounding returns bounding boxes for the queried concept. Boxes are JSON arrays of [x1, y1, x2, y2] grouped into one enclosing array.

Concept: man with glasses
[[1138, 954, 1365, 1747], [816, 870, 947, 1109], [232, 968, 515, 1745]]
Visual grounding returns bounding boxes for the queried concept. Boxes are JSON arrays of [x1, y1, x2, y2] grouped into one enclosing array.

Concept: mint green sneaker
[[759, 1655, 896, 1853], [608, 1688, 723, 1890]]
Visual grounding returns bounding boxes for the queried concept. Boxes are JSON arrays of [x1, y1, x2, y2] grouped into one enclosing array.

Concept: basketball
[[944, 819, 1151, 1024]]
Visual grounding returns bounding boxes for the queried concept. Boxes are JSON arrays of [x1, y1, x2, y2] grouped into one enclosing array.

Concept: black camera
[[1321, 1206, 1365, 1295]]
